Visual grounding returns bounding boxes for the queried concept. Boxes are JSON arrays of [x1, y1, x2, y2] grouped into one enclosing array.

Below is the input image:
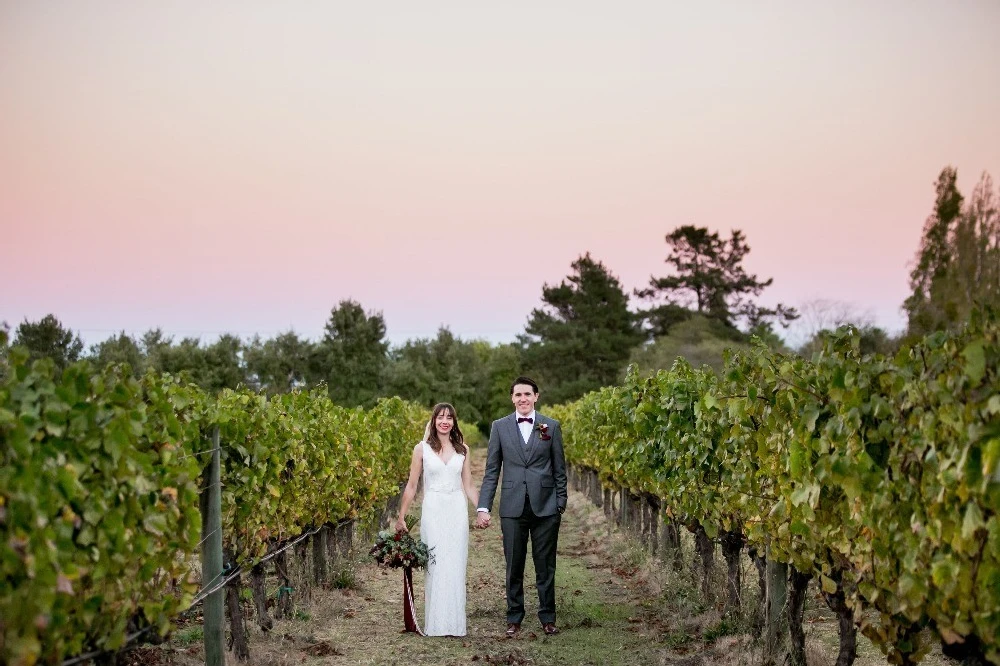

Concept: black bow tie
[[517, 417, 533, 424]]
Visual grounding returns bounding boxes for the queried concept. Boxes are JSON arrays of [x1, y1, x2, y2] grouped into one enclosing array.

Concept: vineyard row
[[550, 310, 999, 666], [1, 344, 424, 665]]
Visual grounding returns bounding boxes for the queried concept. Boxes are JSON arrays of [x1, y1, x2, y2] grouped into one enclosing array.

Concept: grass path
[[275, 447, 669, 666]]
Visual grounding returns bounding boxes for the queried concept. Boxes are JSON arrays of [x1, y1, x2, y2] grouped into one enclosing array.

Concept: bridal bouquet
[[370, 521, 435, 635], [368, 528, 434, 570]]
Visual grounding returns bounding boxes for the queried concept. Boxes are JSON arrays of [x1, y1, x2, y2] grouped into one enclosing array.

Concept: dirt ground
[[145, 447, 949, 666]]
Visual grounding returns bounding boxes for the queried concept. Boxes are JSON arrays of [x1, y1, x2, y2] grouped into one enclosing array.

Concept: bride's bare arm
[[395, 443, 423, 531], [462, 451, 478, 505]]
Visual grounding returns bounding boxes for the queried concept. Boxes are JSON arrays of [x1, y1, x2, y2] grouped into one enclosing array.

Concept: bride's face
[[435, 410, 455, 437]]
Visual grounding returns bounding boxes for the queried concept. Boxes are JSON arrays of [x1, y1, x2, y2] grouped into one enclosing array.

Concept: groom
[[476, 376, 568, 637]]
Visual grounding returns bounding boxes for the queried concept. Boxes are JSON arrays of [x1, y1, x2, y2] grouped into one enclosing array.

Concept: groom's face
[[511, 384, 538, 416]]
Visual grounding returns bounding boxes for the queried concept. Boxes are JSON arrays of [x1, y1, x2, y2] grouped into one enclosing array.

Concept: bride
[[395, 403, 479, 636]]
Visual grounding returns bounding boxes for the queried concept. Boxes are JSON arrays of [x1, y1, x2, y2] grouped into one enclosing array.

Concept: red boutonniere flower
[[535, 422, 551, 441]]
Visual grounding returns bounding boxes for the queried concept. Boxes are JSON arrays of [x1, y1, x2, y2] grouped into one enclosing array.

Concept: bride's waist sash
[[424, 486, 463, 494]]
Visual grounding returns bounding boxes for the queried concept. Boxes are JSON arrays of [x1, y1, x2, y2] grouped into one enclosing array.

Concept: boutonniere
[[535, 422, 551, 441]]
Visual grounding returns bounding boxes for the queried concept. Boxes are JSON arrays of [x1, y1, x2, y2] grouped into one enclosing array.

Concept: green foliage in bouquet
[[368, 527, 434, 570]]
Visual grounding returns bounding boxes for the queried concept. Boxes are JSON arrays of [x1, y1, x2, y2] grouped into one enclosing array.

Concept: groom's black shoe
[[505, 623, 520, 638], [542, 623, 559, 635]]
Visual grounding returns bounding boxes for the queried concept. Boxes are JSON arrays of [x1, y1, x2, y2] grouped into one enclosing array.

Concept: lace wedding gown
[[419, 441, 469, 636]]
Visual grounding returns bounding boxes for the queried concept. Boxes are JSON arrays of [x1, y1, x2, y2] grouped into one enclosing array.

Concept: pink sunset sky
[[2, 2, 999, 348]]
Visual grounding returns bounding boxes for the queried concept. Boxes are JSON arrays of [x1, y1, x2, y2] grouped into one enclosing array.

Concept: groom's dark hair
[[510, 376, 539, 395]]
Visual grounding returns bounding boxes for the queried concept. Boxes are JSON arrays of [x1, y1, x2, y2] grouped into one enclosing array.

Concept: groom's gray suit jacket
[[478, 412, 568, 518]]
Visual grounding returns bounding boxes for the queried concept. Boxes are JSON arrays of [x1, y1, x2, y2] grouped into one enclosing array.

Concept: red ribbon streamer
[[402, 566, 424, 636]]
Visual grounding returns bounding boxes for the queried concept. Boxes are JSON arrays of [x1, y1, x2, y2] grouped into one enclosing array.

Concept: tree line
[[2, 224, 794, 430], [4, 165, 996, 431]]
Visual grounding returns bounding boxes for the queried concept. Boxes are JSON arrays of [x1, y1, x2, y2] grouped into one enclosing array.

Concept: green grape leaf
[[961, 340, 986, 385]]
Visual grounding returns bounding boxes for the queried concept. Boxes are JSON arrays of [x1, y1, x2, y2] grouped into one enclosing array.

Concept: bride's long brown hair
[[427, 403, 467, 456]]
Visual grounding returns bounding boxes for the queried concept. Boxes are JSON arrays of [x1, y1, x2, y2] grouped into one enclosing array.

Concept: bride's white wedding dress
[[419, 441, 469, 636]]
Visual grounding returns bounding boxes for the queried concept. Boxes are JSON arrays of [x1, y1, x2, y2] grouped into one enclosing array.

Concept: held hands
[[475, 511, 491, 529]]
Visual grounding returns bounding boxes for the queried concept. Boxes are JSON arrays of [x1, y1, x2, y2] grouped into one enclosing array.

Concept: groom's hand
[[475, 511, 491, 529]]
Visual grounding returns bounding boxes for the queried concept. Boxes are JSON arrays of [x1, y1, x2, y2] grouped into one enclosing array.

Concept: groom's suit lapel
[[506, 415, 528, 465]]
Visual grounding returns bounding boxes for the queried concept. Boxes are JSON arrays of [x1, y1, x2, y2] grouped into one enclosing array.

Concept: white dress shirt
[[516, 410, 536, 444]]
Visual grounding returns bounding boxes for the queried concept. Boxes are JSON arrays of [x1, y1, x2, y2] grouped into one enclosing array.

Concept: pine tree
[[519, 253, 643, 404], [637, 225, 796, 335]]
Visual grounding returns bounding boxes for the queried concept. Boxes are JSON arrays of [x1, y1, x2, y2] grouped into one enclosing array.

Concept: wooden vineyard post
[[764, 543, 789, 666], [201, 426, 225, 666]]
